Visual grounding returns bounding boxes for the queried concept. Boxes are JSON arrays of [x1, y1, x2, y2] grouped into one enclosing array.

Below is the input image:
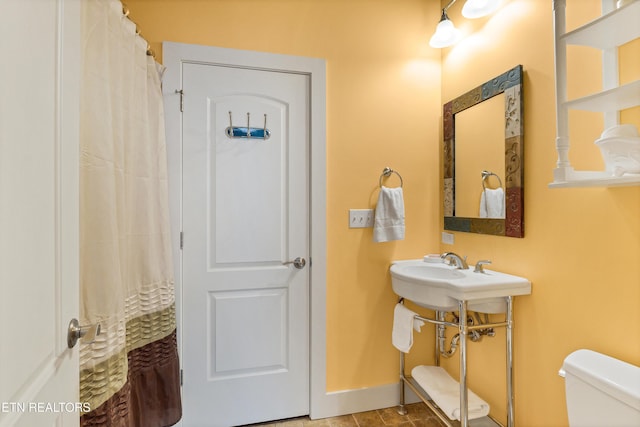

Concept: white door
[[0, 1, 80, 427], [181, 63, 310, 426]]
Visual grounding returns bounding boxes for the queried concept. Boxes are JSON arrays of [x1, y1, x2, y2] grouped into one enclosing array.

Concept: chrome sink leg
[[506, 296, 515, 427], [435, 310, 440, 366], [397, 298, 408, 416], [459, 300, 469, 427], [398, 349, 408, 415]]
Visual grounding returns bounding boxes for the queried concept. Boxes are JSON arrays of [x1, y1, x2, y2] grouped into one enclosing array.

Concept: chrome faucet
[[474, 259, 492, 273], [441, 252, 468, 269]]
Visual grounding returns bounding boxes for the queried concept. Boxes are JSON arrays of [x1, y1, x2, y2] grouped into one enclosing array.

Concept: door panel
[[0, 1, 79, 426], [210, 288, 288, 377], [211, 96, 288, 265], [182, 63, 309, 427]]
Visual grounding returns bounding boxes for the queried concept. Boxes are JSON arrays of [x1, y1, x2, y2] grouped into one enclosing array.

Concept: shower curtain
[[79, 1, 181, 425]]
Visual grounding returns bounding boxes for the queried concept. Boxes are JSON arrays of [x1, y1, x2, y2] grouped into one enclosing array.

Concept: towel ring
[[379, 167, 403, 188], [481, 170, 503, 191]]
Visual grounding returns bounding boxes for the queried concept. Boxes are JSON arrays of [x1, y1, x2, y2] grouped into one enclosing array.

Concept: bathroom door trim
[[162, 42, 330, 419]]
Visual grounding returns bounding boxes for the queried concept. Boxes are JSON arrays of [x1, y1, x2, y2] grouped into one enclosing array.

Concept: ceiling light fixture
[[429, 0, 502, 48], [462, 0, 502, 18], [429, 8, 462, 48]]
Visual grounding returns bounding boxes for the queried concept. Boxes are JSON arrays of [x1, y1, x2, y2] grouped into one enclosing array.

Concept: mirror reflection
[[443, 65, 524, 237], [455, 94, 505, 218]]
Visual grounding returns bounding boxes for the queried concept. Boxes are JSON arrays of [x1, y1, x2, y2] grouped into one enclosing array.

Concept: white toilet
[[560, 349, 640, 426]]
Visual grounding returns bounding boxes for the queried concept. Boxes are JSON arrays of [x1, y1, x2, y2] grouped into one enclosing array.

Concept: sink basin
[[390, 259, 531, 313]]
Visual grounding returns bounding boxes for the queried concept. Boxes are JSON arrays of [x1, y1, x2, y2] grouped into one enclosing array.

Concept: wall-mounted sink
[[390, 259, 531, 313]]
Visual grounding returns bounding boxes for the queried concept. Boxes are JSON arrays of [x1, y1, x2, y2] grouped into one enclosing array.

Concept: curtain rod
[[121, 2, 155, 58]]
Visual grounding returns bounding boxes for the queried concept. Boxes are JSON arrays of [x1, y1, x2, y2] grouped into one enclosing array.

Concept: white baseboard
[[172, 383, 420, 425], [310, 382, 420, 420]]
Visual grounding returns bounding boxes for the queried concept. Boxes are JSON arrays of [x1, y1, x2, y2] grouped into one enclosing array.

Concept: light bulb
[[429, 18, 462, 48]]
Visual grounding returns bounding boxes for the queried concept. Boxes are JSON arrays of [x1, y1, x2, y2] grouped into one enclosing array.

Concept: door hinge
[[180, 369, 183, 386], [175, 89, 184, 112], [180, 231, 184, 249]]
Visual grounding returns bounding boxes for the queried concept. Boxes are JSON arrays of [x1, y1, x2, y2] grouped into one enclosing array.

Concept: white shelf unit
[[550, 0, 640, 188]]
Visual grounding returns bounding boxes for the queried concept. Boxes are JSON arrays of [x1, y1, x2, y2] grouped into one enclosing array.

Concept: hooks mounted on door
[[225, 111, 271, 140]]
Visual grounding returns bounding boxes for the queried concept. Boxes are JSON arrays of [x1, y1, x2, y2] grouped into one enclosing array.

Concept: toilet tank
[[560, 349, 640, 427]]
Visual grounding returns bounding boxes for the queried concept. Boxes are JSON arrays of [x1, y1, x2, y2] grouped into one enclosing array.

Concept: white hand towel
[[479, 187, 505, 219], [411, 365, 490, 421], [373, 186, 405, 242], [392, 303, 424, 353]]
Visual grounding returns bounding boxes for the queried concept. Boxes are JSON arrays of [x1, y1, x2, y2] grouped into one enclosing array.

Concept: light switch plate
[[349, 209, 374, 228]]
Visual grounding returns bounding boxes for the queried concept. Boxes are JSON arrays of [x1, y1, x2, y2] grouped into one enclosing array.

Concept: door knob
[[67, 318, 101, 349], [283, 257, 306, 269]]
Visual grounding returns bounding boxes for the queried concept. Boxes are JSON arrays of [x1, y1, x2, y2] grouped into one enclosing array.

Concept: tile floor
[[241, 403, 446, 427]]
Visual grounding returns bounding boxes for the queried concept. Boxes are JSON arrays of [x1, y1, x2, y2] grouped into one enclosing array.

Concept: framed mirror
[[443, 65, 524, 237]]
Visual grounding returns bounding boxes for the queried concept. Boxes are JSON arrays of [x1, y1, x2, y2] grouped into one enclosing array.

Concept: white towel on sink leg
[[373, 186, 405, 242], [411, 365, 490, 421], [392, 303, 424, 353]]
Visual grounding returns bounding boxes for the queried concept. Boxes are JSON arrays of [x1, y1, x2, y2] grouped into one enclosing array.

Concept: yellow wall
[[126, 0, 444, 391], [128, 0, 640, 425], [438, 0, 640, 425]]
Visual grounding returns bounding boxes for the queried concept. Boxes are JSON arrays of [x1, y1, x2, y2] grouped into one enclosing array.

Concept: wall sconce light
[[429, 0, 502, 48]]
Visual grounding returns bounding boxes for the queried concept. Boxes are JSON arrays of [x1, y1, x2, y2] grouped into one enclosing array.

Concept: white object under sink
[[390, 259, 531, 313]]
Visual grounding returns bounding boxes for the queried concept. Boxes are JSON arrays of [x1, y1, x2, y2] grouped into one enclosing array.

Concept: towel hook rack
[[481, 170, 503, 191], [379, 167, 403, 188], [225, 111, 271, 140]]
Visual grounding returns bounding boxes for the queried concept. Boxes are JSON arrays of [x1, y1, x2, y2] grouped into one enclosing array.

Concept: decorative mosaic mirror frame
[[443, 64, 524, 237]]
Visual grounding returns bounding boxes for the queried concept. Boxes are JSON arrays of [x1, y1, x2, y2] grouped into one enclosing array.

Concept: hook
[[263, 114, 267, 140]]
